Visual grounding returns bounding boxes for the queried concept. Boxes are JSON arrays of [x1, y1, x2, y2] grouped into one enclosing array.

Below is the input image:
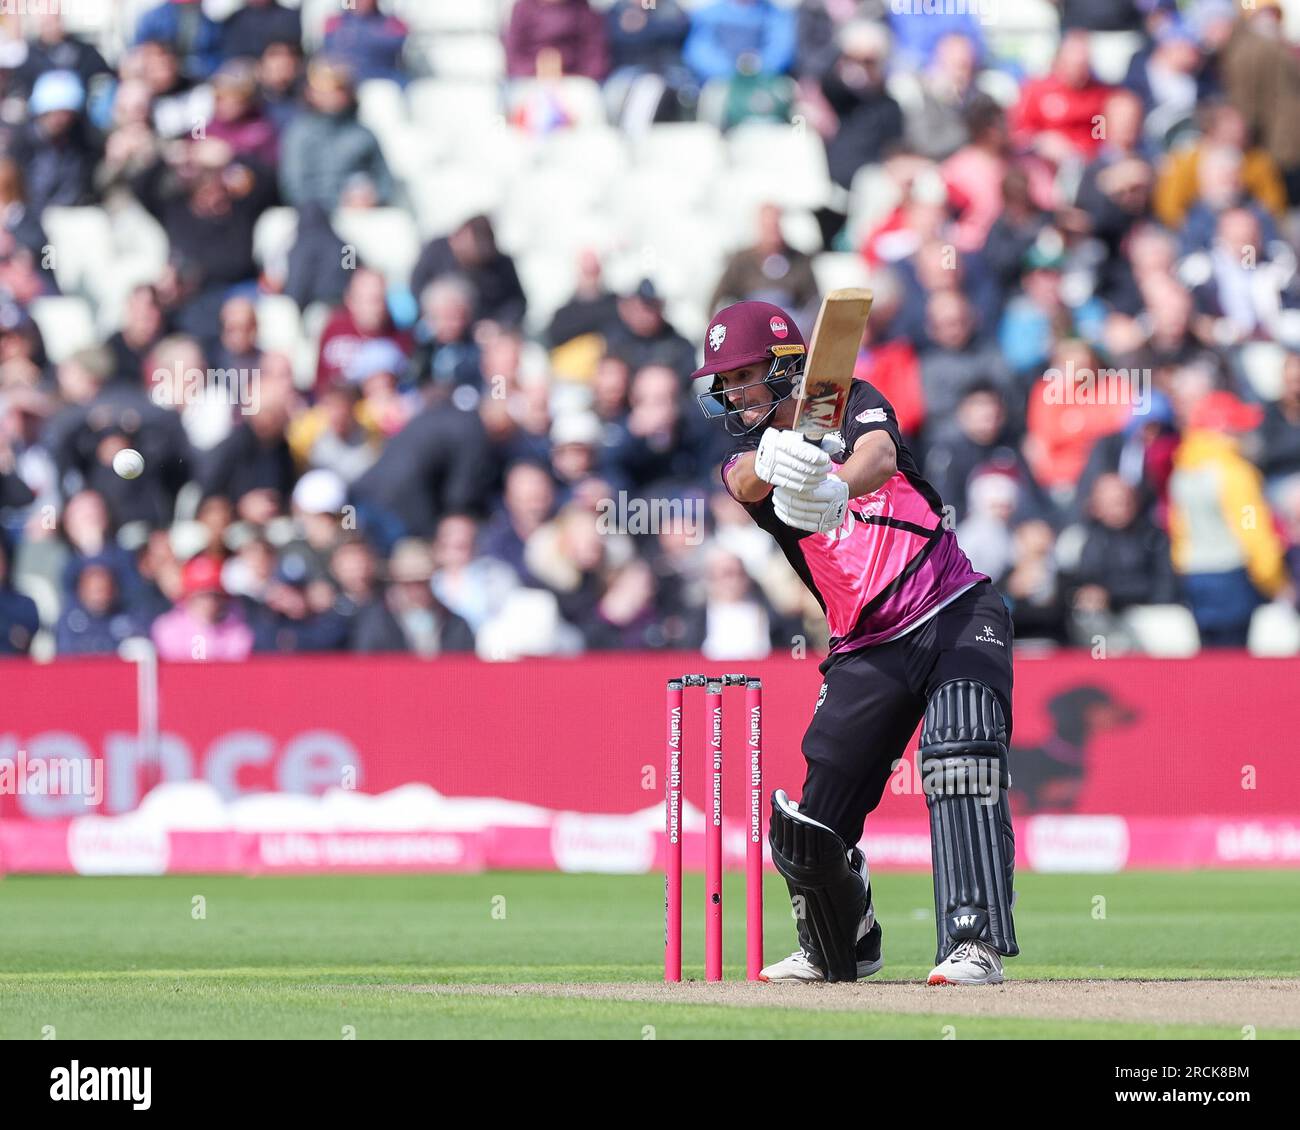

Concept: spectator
[[346, 338, 414, 437], [279, 57, 392, 210], [280, 202, 350, 309], [1124, 16, 1204, 126], [602, 280, 696, 378], [1075, 392, 1180, 528], [10, 12, 112, 102], [0, 157, 49, 264], [546, 249, 620, 351], [905, 32, 979, 163], [105, 285, 168, 388], [1257, 352, 1300, 494], [849, 271, 922, 438], [1176, 145, 1278, 256], [430, 513, 519, 633], [709, 203, 819, 317], [918, 290, 1012, 439], [123, 40, 202, 143], [982, 167, 1050, 296], [1063, 474, 1178, 631], [505, 0, 609, 81], [205, 60, 279, 169], [1024, 340, 1131, 504], [248, 548, 349, 653], [134, 0, 222, 80], [479, 461, 556, 581], [55, 560, 144, 655], [1219, 0, 1300, 203], [1002, 519, 1067, 642], [886, 0, 985, 72], [942, 94, 1014, 254], [405, 277, 481, 392], [683, 0, 795, 83], [925, 382, 1045, 524], [315, 267, 412, 392], [151, 554, 254, 660], [353, 538, 475, 655], [1169, 391, 1287, 645], [222, 0, 302, 63], [287, 383, 380, 483], [605, 0, 693, 132], [606, 363, 702, 491], [322, 0, 408, 86], [0, 532, 39, 655], [256, 39, 305, 134], [956, 470, 1019, 584], [8, 70, 100, 213], [1011, 29, 1111, 166], [200, 385, 296, 524], [350, 388, 494, 541], [820, 21, 902, 192], [1154, 102, 1287, 229], [211, 296, 260, 373], [328, 535, 384, 644], [694, 547, 774, 660], [410, 215, 526, 330], [1190, 208, 1300, 344], [128, 139, 275, 340]]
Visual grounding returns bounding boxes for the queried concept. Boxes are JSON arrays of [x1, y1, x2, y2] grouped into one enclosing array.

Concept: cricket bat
[[791, 288, 873, 440]]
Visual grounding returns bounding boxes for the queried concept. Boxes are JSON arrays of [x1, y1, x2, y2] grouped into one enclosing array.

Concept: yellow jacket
[[1168, 429, 1286, 596], [1154, 143, 1288, 229]]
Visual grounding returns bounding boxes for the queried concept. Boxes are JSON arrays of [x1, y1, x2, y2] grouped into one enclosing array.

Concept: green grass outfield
[[0, 871, 1295, 1039]]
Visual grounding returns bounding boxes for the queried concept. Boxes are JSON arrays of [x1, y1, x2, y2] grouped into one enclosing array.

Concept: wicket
[[664, 674, 764, 982]]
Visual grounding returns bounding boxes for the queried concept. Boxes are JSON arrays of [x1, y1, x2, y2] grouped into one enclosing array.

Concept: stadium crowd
[[1, 0, 1300, 660]]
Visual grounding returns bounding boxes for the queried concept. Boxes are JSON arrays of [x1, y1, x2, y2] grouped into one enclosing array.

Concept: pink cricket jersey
[[722, 380, 987, 653]]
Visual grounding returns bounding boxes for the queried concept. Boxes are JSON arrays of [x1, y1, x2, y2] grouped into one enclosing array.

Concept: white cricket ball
[[113, 448, 145, 480]]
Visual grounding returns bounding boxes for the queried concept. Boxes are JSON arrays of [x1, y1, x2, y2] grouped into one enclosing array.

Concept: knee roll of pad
[[920, 679, 1019, 963]]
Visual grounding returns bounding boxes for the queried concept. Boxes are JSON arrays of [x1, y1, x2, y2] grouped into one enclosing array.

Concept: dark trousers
[[798, 581, 1014, 846]]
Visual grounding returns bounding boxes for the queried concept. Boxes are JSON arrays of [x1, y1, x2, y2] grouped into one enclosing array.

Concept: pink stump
[[746, 679, 764, 980], [665, 679, 683, 982], [705, 679, 724, 981]]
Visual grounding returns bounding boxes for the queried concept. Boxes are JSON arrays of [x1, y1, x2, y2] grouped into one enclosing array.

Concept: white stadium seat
[[29, 296, 97, 363], [253, 207, 300, 270], [257, 295, 306, 357], [331, 208, 421, 286], [813, 252, 873, 295], [1122, 605, 1202, 658], [40, 206, 113, 298], [1248, 603, 1300, 657], [408, 168, 507, 239], [420, 34, 507, 81], [357, 79, 408, 146], [407, 79, 504, 141], [634, 122, 726, 177], [392, 0, 503, 34]]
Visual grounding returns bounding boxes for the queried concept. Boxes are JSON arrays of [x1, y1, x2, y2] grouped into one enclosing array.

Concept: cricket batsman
[[694, 299, 1018, 986]]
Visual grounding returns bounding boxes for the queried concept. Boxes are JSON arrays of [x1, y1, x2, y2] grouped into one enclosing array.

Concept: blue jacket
[[683, 0, 795, 82]]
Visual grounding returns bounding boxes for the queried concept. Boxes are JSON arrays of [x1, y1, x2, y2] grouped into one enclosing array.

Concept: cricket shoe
[[927, 939, 1003, 985], [759, 922, 884, 983]]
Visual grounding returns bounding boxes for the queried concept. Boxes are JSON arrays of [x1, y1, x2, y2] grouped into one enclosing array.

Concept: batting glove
[[755, 428, 831, 492], [773, 476, 850, 534]]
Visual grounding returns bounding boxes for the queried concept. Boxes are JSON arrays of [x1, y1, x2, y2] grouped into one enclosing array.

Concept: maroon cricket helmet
[[691, 300, 804, 381]]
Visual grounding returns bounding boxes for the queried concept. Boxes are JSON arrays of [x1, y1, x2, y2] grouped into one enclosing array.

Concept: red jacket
[[1011, 76, 1112, 159]]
